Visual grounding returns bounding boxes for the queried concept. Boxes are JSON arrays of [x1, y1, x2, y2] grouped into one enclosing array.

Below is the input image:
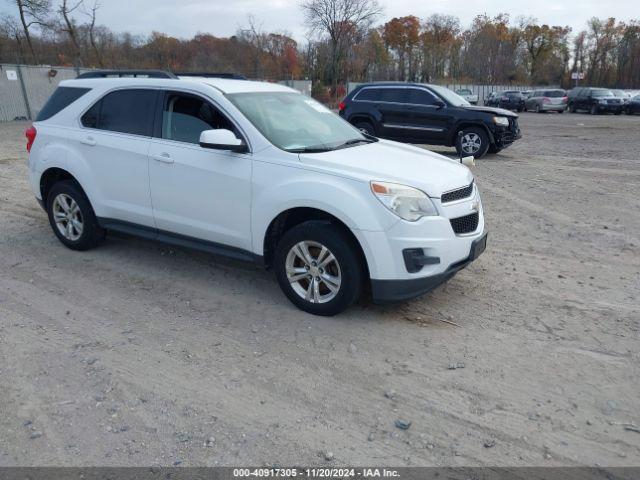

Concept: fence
[[0, 64, 94, 122], [346, 81, 559, 105]]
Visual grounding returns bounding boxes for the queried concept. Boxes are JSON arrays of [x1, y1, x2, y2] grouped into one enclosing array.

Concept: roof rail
[[77, 70, 177, 79], [175, 72, 247, 80]]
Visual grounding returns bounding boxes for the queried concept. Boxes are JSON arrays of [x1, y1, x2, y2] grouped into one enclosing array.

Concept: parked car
[[26, 72, 487, 316], [568, 87, 624, 114], [625, 94, 640, 115], [524, 89, 568, 113], [455, 88, 478, 104], [339, 82, 521, 158], [520, 90, 534, 99], [612, 89, 632, 104], [485, 91, 525, 111]]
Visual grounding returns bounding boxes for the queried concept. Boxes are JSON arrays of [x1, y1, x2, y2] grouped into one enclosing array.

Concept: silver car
[[524, 89, 568, 113]]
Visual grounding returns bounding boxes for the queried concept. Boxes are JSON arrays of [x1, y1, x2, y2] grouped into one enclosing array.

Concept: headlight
[[370, 181, 438, 221], [493, 116, 509, 126]]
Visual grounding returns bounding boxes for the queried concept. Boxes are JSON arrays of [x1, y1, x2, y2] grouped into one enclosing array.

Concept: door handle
[[80, 136, 96, 146], [152, 153, 174, 164]]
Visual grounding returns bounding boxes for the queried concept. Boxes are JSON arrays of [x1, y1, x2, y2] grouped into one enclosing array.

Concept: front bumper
[[596, 104, 623, 113], [371, 232, 487, 304]]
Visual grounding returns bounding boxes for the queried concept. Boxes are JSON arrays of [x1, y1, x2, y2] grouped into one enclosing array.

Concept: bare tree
[[59, 0, 83, 67], [84, 0, 103, 67], [14, 0, 50, 63], [301, 0, 382, 95]]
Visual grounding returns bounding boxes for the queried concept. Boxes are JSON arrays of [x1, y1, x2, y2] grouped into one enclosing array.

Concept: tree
[[301, 0, 382, 95], [14, 0, 50, 62], [58, 0, 84, 67], [84, 1, 103, 67], [382, 16, 419, 80]]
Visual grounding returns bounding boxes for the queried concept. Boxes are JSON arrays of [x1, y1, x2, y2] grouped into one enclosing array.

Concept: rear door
[[374, 88, 412, 140], [75, 88, 157, 227], [147, 90, 252, 251]]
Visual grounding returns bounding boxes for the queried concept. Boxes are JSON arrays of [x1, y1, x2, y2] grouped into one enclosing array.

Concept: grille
[[441, 183, 473, 203], [450, 212, 479, 235]]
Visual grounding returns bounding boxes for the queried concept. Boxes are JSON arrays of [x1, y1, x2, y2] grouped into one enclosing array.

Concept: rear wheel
[[455, 127, 490, 159], [46, 180, 104, 251], [274, 221, 364, 316], [353, 120, 375, 137]]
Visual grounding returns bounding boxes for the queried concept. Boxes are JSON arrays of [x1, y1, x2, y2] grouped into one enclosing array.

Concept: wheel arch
[[262, 207, 369, 278], [39, 167, 89, 208]]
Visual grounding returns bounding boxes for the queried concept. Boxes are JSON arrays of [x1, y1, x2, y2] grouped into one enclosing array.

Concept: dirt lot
[[0, 113, 639, 467]]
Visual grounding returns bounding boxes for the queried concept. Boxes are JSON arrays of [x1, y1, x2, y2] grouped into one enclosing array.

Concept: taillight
[[25, 125, 37, 153], [338, 101, 346, 111], [542, 97, 550, 104]]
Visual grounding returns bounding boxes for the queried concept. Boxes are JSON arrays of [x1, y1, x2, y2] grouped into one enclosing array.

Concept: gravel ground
[[0, 112, 639, 467]]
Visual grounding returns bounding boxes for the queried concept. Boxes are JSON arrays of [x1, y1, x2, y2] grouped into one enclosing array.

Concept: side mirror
[[199, 129, 247, 153], [434, 100, 446, 109]]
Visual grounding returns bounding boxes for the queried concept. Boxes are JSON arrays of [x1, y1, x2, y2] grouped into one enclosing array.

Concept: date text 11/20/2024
[[232, 468, 400, 477]]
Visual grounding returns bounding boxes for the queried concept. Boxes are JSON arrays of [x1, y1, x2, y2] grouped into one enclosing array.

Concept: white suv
[[26, 71, 487, 316]]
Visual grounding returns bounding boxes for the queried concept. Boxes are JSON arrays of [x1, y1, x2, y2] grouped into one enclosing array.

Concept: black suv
[[485, 91, 525, 111], [568, 87, 624, 114], [339, 82, 521, 158]]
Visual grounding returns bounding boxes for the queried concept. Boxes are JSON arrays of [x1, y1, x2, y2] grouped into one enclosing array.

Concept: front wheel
[[274, 221, 364, 316], [455, 127, 490, 159]]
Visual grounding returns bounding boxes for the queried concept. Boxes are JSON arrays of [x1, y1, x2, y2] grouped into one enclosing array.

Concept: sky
[[2, 0, 639, 41]]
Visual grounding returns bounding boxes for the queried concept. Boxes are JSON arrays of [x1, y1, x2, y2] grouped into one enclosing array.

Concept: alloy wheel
[[461, 133, 481, 154], [52, 193, 83, 241], [285, 241, 341, 304]]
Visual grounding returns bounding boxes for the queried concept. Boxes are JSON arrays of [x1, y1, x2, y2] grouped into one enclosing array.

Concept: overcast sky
[[3, 0, 638, 41]]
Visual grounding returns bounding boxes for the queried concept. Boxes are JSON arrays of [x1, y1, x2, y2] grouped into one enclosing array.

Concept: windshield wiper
[[333, 138, 376, 150], [287, 146, 334, 153]]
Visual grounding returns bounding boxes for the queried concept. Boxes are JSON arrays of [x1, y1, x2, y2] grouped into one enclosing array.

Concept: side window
[[37, 87, 91, 121], [408, 88, 437, 105], [81, 89, 156, 136], [355, 88, 380, 101], [379, 88, 408, 104], [162, 92, 236, 145]]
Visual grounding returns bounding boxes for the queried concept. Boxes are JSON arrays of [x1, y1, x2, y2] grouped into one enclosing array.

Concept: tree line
[[1, 0, 639, 100]]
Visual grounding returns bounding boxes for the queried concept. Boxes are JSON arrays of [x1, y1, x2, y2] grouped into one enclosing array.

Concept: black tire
[[46, 180, 104, 251], [274, 221, 364, 316], [353, 120, 376, 137], [558, 109, 564, 114], [455, 126, 490, 159]]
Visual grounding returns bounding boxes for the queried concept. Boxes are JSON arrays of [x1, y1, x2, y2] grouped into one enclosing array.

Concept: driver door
[[148, 90, 252, 251]]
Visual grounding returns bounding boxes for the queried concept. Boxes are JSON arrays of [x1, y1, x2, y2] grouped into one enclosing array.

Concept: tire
[[46, 180, 104, 251], [590, 104, 598, 115], [558, 109, 564, 114], [353, 120, 376, 137], [274, 221, 364, 316], [455, 127, 490, 159]]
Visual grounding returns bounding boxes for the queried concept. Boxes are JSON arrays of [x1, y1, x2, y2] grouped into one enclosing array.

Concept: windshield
[[592, 89, 614, 97], [227, 92, 370, 152], [429, 85, 470, 107], [612, 90, 627, 97]]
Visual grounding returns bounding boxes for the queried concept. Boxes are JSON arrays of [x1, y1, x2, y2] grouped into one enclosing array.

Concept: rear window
[[544, 90, 565, 97], [36, 86, 91, 121], [81, 89, 157, 136]]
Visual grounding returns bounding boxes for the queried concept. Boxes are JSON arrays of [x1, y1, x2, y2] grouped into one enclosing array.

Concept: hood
[[298, 140, 473, 197], [463, 105, 518, 117]]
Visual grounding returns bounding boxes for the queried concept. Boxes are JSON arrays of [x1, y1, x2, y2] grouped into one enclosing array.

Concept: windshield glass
[[429, 85, 470, 107], [592, 89, 614, 97], [227, 92, 368, 152]]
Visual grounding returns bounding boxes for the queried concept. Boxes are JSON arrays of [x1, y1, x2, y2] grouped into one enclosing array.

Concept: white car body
[[455, 89, 479, 105], [27, 75, 486, 312]]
